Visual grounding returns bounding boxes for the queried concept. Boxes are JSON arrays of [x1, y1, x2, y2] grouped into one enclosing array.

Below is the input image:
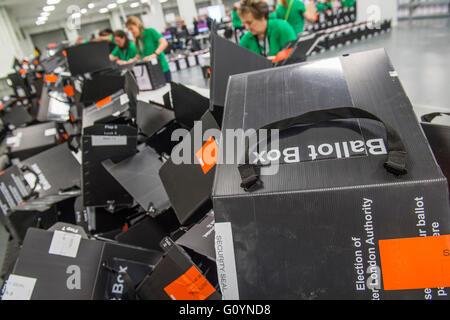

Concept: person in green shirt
[[341, 0, 355, 8], [109, 30, 138, 65], [232, 5, 246, 43], [275, 0, 317, 35], [126, 16, 171, 83], [238, 0, 297, 60]]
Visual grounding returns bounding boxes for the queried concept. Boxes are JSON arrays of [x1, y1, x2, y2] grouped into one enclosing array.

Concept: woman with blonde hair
[[275, 0, 316, 35], [126, 16, 172, 82]]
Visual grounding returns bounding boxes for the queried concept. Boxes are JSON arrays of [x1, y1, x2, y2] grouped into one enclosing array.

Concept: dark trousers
[[165, 71, 172, 83]]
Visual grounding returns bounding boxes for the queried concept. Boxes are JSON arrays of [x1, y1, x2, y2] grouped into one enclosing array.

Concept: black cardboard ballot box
[[7, 228, 162, 300], [170, 82, 210, 130], [102, 146, 170, 214], [19, 142, 81, 206], [212, 49, 450, 300], [136, 100, 175, 138], [82, 124, 137, 208], [136, 241, 221, 300], [80, 71, 138, 116], [175, 210, 215, 261], [159, 111, 220, 225], [2, 104, 34, 127], [421, 113, 450, 194], [210, 31, 272, 109], [0, 143, 81, 240], [6, 122, 59, 160], [132, 60, 166, 92]]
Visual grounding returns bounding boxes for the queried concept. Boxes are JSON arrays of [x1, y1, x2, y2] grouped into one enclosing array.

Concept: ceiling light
[[99, 8, 108, 13], [88, 3, 95, 9], [43, 5, 55, 12], [46, 0, 60, 4], [107, 3, 117, 9], [81, 8, 87, 14], [117, 0, 128, 3], [130, 2, 139, 7], [40, 12, 50, 17]]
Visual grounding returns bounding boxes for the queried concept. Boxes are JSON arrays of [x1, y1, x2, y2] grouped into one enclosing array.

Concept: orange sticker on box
[[0, 104, 3, 110], [45, 74, 58, 83], [273, 48, 293, 63], [19, 69, 27, 75], [164, 266, 216, 300], [195, 137, 218, 174], [96, 96, 112, 108], [379, 235, 450, 291]]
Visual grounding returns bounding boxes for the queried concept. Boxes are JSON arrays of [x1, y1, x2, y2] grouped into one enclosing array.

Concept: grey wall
[[30, 29, 67, 52]]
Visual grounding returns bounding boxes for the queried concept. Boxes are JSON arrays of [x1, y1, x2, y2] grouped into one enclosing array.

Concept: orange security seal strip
[[45, 74, 58, 83], [273, 48, 293, 63], [64, 85, 74, 97], [379, 235, 450, 291], [164, 266, 216, 300], [96, 96, 112, 108]]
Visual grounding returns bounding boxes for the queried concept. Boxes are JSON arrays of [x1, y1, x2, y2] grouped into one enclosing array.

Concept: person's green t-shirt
[[341, 0, 355, 8], [136, 28, 170, 73], [232, 10, 242, 28], [317, 2, 325, 12], [111, 41, 138, 62], [239, 19, 297, 57], [276, 0, 306, 35], [269, 11, 278, 20]]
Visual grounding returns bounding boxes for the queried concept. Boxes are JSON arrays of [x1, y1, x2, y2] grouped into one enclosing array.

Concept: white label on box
[[6, 132, 22, 148], [48, 230, 81, 258], [1, 275, 37, 300], [179, 59, 187, 70], [120, 93, 129, 106], [44, 128, 57, 136], [151, 58, 158, 66], [215, 222, 239, 300], [133, 65, 152, 91], [91, 135, 127, 146], [389, 71, 398, 77], [188, 56, 196, 66], [6, 136, 19, 146], [169, 62, 177, 73], [23, 172, 41, 192]]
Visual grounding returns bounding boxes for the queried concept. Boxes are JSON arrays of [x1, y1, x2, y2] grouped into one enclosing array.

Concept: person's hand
[[144, 54, 157, 61], [116, 60, 126, 65], [267, 56, 276, 61]]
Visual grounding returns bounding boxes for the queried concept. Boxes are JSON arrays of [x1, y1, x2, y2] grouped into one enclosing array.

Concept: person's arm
[[303, 11, 317, 23], [302, 1, 317, 23], [93, 35, 113, 42], [143, 32, 169, 61], [109, 47, 119, 62]]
